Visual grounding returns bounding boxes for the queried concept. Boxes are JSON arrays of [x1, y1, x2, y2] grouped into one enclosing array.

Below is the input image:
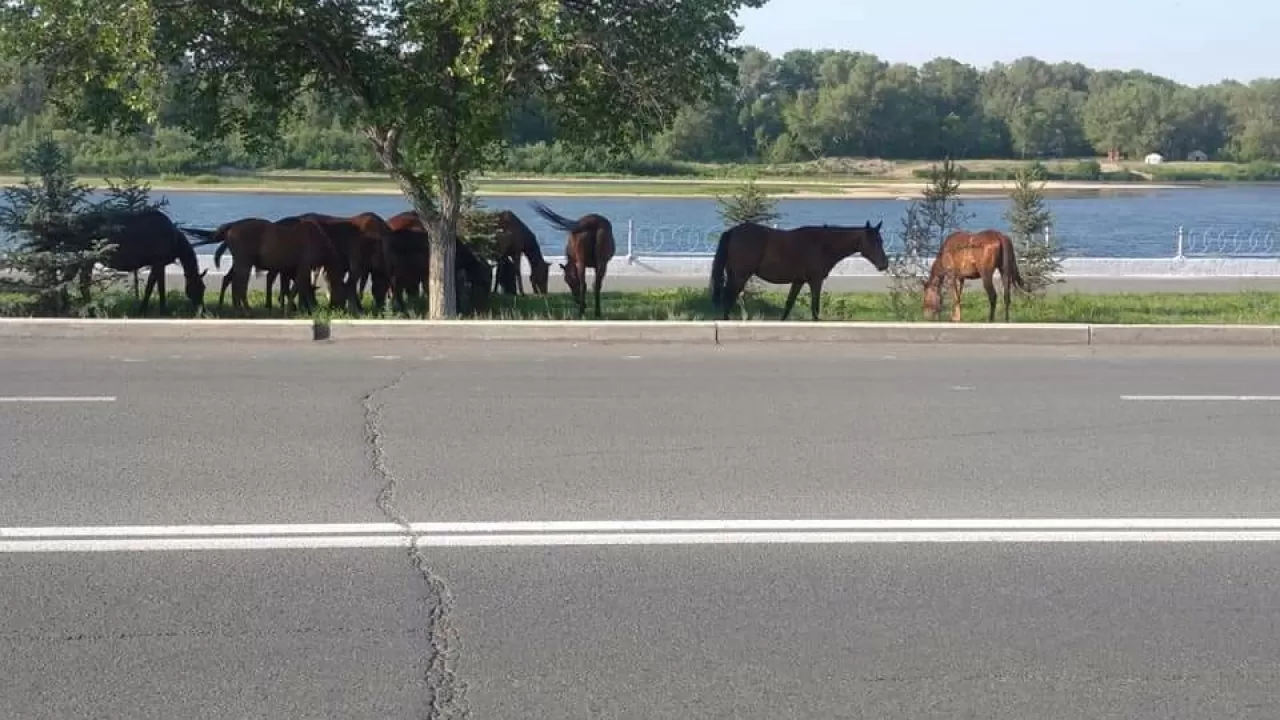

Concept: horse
[[283, 212, 391, 314], [82, 208, 209, 315], [199, 217, 347, 315], [923, 229, 1028, 323], [492, 210, 550, 295], [529, 201, 615, 319], [709, 221, 889, 321], [385, 211, 493, 316]]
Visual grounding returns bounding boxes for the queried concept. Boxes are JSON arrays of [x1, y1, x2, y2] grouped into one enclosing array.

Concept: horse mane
[[530, 201, 580, 233]]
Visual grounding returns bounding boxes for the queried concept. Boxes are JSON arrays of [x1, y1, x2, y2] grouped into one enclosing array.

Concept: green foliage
[[714, 176, 781, 227], [4, 52, 1280, 177], [888, 157, 972, 319], [1004, 162, 1062, 294], [0, 139, 120, 313]]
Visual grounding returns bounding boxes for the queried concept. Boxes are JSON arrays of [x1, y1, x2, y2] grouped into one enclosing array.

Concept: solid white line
[[1122, 395, 1280, 402], [8, 530, 1280, 552], [11, 518, 1280, 539], [0, 396, 117, 403]]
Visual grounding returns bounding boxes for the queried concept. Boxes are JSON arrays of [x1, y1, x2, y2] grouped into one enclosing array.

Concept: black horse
[[83, 208, 209, 315]]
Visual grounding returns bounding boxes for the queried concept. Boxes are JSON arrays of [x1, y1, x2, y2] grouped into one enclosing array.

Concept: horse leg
[[808, 277, 826, 321], [950, 276, 964, 323], [264, 271, 275, 311], [1002, 270, 1013, 323], [592, 265, 606, 319], [982, 271, 998, 323], [139, 268, 158, 316], [155, 266, 167, 314], [780, 281, 804, 321], [719, 270, 750, 321], [218, 272, 233, 311]]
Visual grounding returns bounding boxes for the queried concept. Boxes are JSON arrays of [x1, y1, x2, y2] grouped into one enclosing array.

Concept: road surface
[[4, 339, 1280, 719]]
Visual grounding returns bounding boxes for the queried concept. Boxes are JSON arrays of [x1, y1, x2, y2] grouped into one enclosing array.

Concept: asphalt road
[[4, 339, 1280, 719]]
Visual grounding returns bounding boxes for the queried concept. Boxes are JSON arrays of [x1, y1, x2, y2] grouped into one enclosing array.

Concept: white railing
[[545, 221, 1280, 261]]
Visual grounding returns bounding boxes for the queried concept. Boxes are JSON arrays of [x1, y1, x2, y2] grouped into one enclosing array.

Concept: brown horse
[[923, 229, 1028, 323], [530, 201, 615, 318], [286, 212, 391, 314], [493, 256, 519, 296], [492, 210, 550, 295], [709, 221, 889, 321], [385, 211, 493, 315], [204, 217, 347, 315]]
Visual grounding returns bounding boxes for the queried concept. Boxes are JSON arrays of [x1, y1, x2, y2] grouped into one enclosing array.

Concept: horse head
[[529, 258, 551, 294], [559, 262, 582, 294], [922, 276, 943, 320], [185, 268, 209, 312], [860, 220, 889, 272]]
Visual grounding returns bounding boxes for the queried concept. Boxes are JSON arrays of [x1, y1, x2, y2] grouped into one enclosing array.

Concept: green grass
[[6, 287, 1280, 325]]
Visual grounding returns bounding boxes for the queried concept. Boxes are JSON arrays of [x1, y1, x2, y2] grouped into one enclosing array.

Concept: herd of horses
[[85, 200, 1030, 323]]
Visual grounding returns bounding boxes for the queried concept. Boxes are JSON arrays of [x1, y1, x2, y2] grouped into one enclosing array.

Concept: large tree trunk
[[367, 126, 459, 319], [428, 175, 461, 320]]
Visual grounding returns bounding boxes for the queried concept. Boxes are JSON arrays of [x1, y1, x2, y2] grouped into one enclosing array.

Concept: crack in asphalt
[[363, 367, 470, 720]]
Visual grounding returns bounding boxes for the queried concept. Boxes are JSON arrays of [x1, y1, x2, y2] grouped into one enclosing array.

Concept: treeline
[[2, 51, 1279, 176]]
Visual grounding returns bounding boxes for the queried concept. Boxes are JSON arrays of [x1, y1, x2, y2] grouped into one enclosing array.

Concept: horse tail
[[183, 227, 222, 246], [709, 227, 732, 305], [1001, 231, 1028, 291], [529, 201, 580, 233], [213, 240, 228, 269]]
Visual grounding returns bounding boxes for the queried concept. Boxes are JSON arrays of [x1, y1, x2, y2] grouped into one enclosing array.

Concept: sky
[[735, 0, 1278, 87]]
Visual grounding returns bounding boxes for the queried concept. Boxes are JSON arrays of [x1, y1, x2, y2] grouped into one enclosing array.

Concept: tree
[[0, 0, 764, 319], [1003, 161, 1061, 294], [887, 157, 973, 319]]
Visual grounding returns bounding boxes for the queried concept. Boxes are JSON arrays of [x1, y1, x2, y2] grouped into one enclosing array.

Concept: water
[[7, 184, 1280, 258]]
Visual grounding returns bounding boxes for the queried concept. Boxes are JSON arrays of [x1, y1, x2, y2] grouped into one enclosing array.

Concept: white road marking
[[372, 355, 401, 360], [7, 518, 1280, 552], [951, 385, 974, 391], [0, 396, 117, 403], [1122, 395, 1280, 402]]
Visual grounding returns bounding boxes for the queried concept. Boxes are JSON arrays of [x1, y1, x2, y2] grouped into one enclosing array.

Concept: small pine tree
[[887, 157, 973, 319], [458, 180, 500, 262], [1004, 162, 1062, 294], [715, 175, 781, 228], [0, 140, 117, 315], [714, 175, 781, 307]]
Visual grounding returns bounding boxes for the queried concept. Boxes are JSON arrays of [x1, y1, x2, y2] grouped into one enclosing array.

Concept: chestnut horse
[[923, 229, 1027, 323], [492, 210, 550, 295], [200, 217, 347, 315], [709, 221, 889, 321], [530, 201, 615, 318]]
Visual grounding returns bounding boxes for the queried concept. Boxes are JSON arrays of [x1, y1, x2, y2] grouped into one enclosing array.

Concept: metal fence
[[584, 221, 1280, 260]]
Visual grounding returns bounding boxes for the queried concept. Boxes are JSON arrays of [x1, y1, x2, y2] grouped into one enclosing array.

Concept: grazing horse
[[492, 210, 550, 295], [385, 211, 493, 315], [529, 201, 615, 319], [923, 229, 1028, 323], [709, 221, 889, 321], [282, 212, 390, 314], [202, 217, 347, 314], [84, 208, 208, 315]]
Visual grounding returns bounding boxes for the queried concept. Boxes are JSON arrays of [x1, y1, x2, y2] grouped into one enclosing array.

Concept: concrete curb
[[714, 322, 1092, 345], [324, 320, 717, 343], [2, 318, 1279, 346], [0, 318, 317, 341], [1088, 323, 1280, 346]]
